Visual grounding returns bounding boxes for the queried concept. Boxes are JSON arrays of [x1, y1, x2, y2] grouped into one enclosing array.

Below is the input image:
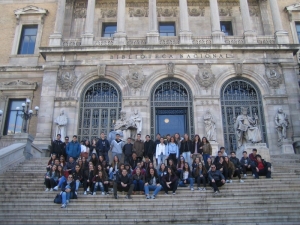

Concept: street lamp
[[16, 99, 39, 133]]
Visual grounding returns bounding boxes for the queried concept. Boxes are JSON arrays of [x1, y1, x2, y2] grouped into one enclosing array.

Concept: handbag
[[54, 193, 62, 204]]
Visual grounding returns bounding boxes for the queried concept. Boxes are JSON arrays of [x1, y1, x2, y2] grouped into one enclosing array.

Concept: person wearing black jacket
[[96, 132, 110, 162], [191, 134, 203, 162], [180, 134, 193, 167], [240, 151, 254, 177], [208, 165, 225, 193], [252, 154, 272, 179], [230, 152, 244, 183], [72, 164, 83, 194], [129, 152, 139, 169], [83, 164, 96, 195], [51, 134, 64, 157], [144, 135, 155, 162], [113, 169, 134, 199], [61, 174, 76, 208], [123, 138, 133, 164], [161, 167, 178, 195], [144, 168, 162, 199]]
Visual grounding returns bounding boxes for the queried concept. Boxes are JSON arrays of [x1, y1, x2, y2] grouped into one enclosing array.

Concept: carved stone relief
[[188, 7, 205, 16], [234, 63, 244, 76], [0, 80, 37, 90], [187, 1, 208, 7], [264, 63, 283, 88], [126, 65, 146, 90], [129, 8, 148, 17], [126, 2, 148, 7], [249, 6, 259, 17], [157, 2, 179, 7], [58, 67, 77, 91], [97, 64, 106, 77], [275, 108, 289, 144], [219, 7, 232, 16], [195, 64, 215, 88], [73, 2, 86, 18], [101, 8, 117, 18], [157, 8, 178, 17], [166, 62, 175, 77]]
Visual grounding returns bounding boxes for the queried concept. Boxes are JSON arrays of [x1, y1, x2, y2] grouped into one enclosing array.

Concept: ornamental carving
[[97, 2, 118, 8], [126, 65, 146, 89], [157, 2, 179, 7], [0, 80, 37, 91], [157, 8, 178, 17], [188, 7, 205, 16], [187, 1, 208, 7], [127, 2, 148, 7], [234, 63, 244, 76], [14, 5, 48, 25], [219, 7, 232, 16], [74, 2, 86, 18], [264, 63, 283, 88], [101, 8, 117, 18], [129, 8, 148, 17], [58, 68, 77, 91], [166, 62, 175, 77], [97, 64, 106, 77], [249, 6, 259, 17], [195, 64, 215, 88]]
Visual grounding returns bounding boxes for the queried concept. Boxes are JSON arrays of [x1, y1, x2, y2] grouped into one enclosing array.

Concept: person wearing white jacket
[[156, 137, 167, 169]]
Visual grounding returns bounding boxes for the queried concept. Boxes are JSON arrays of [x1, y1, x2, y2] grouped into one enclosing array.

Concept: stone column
[[239, 0, 257, 44], [146, 0, 159, 44], [49, 0, 66, 46], [209, 0, 225, 44], [113, 0, 127, 45], [81, 0, 96, 45], [269, 0, 289, 44], [179, 0, 192, 44], [33, 65, 59, 151]]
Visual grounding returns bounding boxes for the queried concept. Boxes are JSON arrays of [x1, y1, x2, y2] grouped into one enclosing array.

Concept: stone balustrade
[[192, 36, 212, 45], [127, 38, 147, 45], [224, 36, 245, 44], [159, 37, 179, 45], [0, 143, 26, 174], [62, 39, 81, 46], [94, 37, 114, 46], [257, 36, 276, 44]]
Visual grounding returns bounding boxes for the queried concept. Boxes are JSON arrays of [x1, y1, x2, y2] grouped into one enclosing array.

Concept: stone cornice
[[0, 80, 37, 91]]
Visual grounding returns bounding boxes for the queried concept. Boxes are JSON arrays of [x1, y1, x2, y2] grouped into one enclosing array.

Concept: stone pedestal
[[237, 143, 270, 162], [81, 33, 94, 46], [179, 31, 193, 44], [147, 32, 159, 45], [281, 139, 295, 154], [49, 33, 63, 47], [275, 31, 290, 44], [244, 31, 257, 44], [212, 31, 225, 44], [210, 141, 219, 156], [113, 33, 127, 45]]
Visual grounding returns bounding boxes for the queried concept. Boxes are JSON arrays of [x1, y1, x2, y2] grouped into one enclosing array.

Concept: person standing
[[66, 135, 81, 162], [123, 138, 133, 164], [180, 133, 193, 167], [156, 137, 167, 169], [133, 134, 144, 162], [50, 134, 64, 158], [96, 132, 110, 162], [144, 135, 155, 162], [166, 136, 179, 166], [110, 134, 124, 162], [201, 137, 212, 163], [191, 134, 203, 162]]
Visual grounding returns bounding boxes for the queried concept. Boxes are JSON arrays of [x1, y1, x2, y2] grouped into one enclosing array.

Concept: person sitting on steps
[[208, 164, 225, 194], [253, 154, 272, 179], [113, 168, 134, 199]]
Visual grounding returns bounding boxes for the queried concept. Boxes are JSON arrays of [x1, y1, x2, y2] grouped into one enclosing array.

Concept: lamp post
[[16, 99, 39, 133]]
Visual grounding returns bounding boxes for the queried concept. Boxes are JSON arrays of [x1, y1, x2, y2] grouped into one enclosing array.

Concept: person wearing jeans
[[144, 168, 162, 199], [72, 165, 83, 193], [61, 174, 76, 208], [92, 171, 109, 195], [180, 134, 193, 167], [201, 137, 212, 163], [161, 167, 178, 195], [178, 162, 194, 191], [132, 168, 145, 194]]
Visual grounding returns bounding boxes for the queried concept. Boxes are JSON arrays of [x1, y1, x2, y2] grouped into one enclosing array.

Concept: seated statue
[[234, 107, 262, 148]]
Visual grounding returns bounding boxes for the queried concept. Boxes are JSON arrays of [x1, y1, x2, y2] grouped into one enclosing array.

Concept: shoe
[[87, 187, 90, 192], [240, 179, 244, 183], [61, 204, 66, 208], [93, 192, 96, 195], [45, 188, 49, 192], [197, 187, 201, 191], [202, 188, 206, 191], [244, 174, 247, 178], [172, 192, 176, 195], [75, 192, 77, 195], [226, 180, 230, 183], [164, 192, 169, 195], [83, 191, 87, 195], [53, 186, 58, 191], [191, 187, 194, 191], [151, 195, 156, 199], [66, 200, 69, 205], [229, 180, 232, 183], [146, 195, 150, 199], [252, 174, 255, 177], [101, 192, 105, 195], [106, 192, 110, 195], [214, 191, 219, 194], [114, 195, 118, 199], [125, 195, 132, 199]]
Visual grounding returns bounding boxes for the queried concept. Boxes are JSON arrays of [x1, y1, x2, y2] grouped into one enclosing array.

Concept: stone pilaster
[[209, 0, 225, 44], [179, 0, 192, 44], [81, 0, 96, 46], [239, 0, 257, 44], [114, 0, 127, 45], [33, 65, 59, 150], [49, 0, 66, 46], [269, 0, 289, 44], [146, 0, 159, 44]]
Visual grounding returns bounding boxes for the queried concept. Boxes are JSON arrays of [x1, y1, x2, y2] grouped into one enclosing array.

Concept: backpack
[[53, 194, 62, 204]]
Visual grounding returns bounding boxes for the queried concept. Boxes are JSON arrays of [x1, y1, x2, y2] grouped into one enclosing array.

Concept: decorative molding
[[101, 8, 117, 18], [188, 7, 205, 17], [126, 65, 146, 90], [129, 7, 148, 17], [249, 6, 259, 17], [157, 2, 179, 7], [264, 96, 288, 105], [0, 80, 37, 91], [195, 64, 215, 88], [73, 2, 86, 18], [14, 5, 48, 25], [264, 63, 283, 88], [97, 2, 118, 8], [97, 64, 106, 77], [187, 0, 208, 7], [157, 8, 178, 17], [126, 2, 148, 7], [285, 3, 300, 22], [166, 62, 175, 77], [234, 63, 244, 76], [54, 97, 78, 108], [66, 0, 74, 5], [219, 7, 232, 16], [58, 67, 77, 91]]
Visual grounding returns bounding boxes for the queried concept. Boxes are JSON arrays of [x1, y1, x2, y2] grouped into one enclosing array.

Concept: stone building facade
[[0, 0, 300, 155]]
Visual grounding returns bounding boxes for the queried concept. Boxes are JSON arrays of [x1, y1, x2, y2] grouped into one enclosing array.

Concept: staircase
[[0, 155, 300, 225]]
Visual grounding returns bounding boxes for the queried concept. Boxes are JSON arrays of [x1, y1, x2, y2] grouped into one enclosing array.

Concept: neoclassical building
[[0, 0, 300, 155]]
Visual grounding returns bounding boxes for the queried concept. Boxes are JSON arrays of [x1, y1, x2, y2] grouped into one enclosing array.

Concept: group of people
[[46, 132, 271, 208]]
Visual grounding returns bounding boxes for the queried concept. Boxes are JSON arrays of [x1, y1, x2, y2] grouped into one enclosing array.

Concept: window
[[3, 99, 25, 135], [102, 23, 117, 37], [220, 21, 233, 36], [18, 25, 38, 54], [159, 22, 176, 36], [295, 22, 300, 43]]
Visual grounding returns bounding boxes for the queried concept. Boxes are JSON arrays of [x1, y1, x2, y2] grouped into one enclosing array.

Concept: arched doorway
[[150, 78, 194, 139], [221, 78, 267, 153], [78, 80, 122, 141]]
